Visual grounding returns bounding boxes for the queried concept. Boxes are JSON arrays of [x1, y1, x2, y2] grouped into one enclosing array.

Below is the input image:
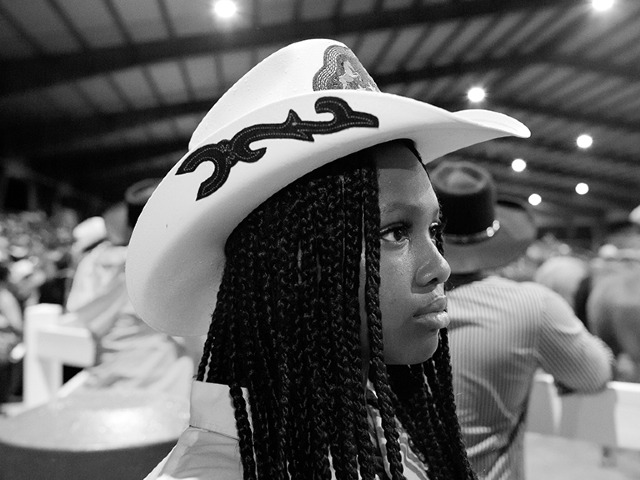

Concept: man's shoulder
[[460, 276, 558, 306], [487, 276, 554, 294]]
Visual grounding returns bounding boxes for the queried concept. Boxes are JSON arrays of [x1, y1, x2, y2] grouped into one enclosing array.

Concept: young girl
[[126, 38, 529, 480]]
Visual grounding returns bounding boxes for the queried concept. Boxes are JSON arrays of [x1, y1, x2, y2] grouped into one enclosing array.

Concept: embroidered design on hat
[[176, 96, 379, 201], [313, 45, 379, 92]]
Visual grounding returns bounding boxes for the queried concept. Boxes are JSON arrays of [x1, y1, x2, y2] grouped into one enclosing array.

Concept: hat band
[[445, 220, 500, 245]]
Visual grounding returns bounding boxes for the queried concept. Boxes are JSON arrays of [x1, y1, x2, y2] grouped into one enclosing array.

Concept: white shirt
[[146, 381, 431, 479]]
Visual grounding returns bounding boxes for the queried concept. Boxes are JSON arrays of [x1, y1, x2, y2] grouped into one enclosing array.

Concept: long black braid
[[197, 140, 477, 479]]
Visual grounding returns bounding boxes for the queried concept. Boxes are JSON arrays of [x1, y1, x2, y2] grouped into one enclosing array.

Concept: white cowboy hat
[[430, 160, 537, 274], [126, 38, 530, 336]]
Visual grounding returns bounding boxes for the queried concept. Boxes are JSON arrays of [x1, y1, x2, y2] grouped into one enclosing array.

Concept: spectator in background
[[0, 210, 78, 405], [62, 215, 107, 302], [431, 161, 614, 480], [69, 216, 107, 263], [587, 266, 640, 382], [0, 259, 23, 406], [584, 216, 640, 382], [534, 255, 590, 324], [38, 247, 73, 306], [9, 257, 46, 311], [63, 179, 193, 399], [64, 205, 127, 313]]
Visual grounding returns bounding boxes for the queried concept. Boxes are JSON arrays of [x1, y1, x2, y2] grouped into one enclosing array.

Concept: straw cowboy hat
[[431, 160, 537, 274], [125, 38, 530, 336], [71, 216, 107, 255], [124, 178, 162, 229], [630, 204, 640, 225]]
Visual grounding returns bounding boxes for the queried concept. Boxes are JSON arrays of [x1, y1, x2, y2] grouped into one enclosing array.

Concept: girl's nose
[[415, 242, 451, 288]]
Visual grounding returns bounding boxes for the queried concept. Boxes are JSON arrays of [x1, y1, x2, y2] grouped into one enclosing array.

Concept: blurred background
[[0, 0, 639, 246], [0, 1, 639, 479]]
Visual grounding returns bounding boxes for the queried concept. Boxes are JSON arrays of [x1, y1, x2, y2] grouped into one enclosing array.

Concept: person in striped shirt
[[431, 161, 614, 480]]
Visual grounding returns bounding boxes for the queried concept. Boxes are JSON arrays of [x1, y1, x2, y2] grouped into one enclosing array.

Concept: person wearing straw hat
[[127, 38, 531, 480], [431, 160, 614, 480], [630, 204, 640, 226], [63, 179, 193, 399]]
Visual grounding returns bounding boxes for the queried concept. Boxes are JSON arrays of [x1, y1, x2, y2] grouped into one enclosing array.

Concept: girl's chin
[[384, 336, 440, 365]]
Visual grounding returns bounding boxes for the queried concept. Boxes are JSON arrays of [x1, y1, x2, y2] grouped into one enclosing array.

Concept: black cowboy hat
[[431, 160, 537, 274]]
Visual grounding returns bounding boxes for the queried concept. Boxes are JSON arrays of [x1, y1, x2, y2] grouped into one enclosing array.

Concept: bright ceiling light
[[592, 0, 614, 12], [528, 193, 541, 206], [511, 158, 527, 172], [576, 134, 593, 149], [467, 86, 486, 103], [575, 182, 589, 195], [212, 0, 237, 19]]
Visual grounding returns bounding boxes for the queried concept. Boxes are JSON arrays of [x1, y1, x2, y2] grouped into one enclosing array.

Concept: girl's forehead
[[378, 168, 438, 217], [372, 143, 432, 187]]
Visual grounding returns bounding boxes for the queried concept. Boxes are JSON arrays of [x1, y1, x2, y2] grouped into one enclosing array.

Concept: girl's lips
[[413, 296, 449, 330], [413, 310, 450, 330], [414, 296, 447, 317]]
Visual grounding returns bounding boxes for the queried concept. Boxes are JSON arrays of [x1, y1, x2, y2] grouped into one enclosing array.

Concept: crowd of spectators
[[0, 195, 197, 409], [1, 205, 639, 409], [0, 209, 79, 308], [0, 208, 80, 404]]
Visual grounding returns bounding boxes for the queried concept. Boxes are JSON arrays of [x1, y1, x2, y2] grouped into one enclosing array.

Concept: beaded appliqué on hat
[[313, 45, 379, 92], [176, 97, 379, 200]]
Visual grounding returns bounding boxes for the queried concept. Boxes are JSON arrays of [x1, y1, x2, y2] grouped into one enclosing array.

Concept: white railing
[[23, 303, 96, 408], [23, 303, 640, 452], [527, 371, 640, 450]]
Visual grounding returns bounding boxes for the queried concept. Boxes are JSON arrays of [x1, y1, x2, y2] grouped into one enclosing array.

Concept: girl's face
[[361, 142, 451, 365]]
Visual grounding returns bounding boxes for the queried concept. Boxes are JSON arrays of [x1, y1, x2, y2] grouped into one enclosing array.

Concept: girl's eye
[[429, 221, 444, 240], [380, 224, 410, 243], [429, 221, 445, 253]]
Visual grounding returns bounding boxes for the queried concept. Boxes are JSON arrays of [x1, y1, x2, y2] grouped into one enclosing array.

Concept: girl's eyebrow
[[380, 201, 441, 221], [379, 201, 420, 215]]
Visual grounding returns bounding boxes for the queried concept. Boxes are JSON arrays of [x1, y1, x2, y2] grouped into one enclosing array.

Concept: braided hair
[[196, 140, 477, 479]]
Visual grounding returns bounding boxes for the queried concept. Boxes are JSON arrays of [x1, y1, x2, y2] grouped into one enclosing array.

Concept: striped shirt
[[447, 276, 613, 480]]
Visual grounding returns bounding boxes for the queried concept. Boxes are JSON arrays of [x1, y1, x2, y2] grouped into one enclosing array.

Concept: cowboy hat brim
[[126, 89, 530, 336], [443, 200, 536, 275]]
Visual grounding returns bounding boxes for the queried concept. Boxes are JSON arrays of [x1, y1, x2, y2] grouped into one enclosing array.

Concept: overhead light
[[576, 134, 593, 149], [212, 0, 237, 19], [592, 0, 614, 12], [575, 182, 589, 195], [467, 86, 486, 103], [511, 158, 527, 172], [528, 193, 541, 206]]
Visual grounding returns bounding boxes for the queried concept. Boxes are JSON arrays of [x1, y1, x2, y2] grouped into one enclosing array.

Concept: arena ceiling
[[1, 0, 639, 237]]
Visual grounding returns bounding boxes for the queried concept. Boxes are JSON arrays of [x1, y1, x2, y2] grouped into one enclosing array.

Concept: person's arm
[[536, 285, 613, 393]]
